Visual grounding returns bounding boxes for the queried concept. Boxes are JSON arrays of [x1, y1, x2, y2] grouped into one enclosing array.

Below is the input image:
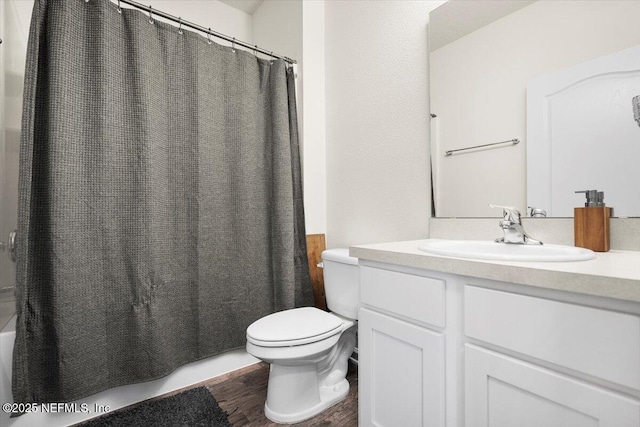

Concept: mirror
[[429, 0, 640, 218]]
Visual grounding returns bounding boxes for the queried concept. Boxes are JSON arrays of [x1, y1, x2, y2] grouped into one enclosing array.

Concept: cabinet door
[[359, 307, 445, 427], [465, 345, 640, 427]]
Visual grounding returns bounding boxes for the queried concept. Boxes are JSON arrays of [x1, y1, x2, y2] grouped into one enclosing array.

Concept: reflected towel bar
[[445, 138, 519, 156]]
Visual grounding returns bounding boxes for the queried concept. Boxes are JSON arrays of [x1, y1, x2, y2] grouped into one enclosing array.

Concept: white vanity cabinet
[[358, 266, 446, 427], [357, 261, 640, 427]]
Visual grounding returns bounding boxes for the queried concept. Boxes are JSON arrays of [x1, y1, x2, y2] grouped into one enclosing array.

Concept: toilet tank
[[321, 248, 360, 320]]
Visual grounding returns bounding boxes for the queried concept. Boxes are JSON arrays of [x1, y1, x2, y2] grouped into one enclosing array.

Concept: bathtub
[[0, 315, 258, 427]]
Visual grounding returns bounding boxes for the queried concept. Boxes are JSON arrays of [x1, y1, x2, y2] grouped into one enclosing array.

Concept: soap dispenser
[[574, 190, 611, 252]]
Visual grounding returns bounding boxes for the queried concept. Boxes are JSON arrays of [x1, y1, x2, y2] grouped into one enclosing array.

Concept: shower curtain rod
[[113, 0, 297, 64]]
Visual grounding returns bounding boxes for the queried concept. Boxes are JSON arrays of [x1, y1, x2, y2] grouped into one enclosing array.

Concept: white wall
[[146, 0, 253, 43], [324, 1, 442, 249], [253, 1, 301, 64], [300, 1, 327, 235], [431, 0, 640, 218]]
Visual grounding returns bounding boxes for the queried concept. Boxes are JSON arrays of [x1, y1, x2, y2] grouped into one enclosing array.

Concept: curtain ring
[[270, 52, 274, 65], [207, 28, 212, 45], [178, 17, 183, 35], [254, 45, 258, 57], [148, 5, 154, 24], [117, 0, 121, 13], [231, 37, 236, 52]]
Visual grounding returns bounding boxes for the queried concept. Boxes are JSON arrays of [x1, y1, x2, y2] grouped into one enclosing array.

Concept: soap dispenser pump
[[574, 189, 611, 252]]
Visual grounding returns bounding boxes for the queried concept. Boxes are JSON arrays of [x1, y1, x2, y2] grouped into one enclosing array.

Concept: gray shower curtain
[[13, 0, 312, 404]]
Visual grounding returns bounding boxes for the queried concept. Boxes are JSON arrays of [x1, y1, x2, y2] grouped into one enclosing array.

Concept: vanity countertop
[[350, 240, 640, 303]]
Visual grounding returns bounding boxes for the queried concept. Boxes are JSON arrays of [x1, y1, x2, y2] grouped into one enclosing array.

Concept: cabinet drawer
[[464, 285, 640, 390], [361, 267, 445, 328]]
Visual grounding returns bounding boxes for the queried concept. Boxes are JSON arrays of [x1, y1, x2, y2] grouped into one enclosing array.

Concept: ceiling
[[219, 0, 264, 15]]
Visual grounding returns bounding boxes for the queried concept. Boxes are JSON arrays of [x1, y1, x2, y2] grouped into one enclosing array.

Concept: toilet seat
[[247, 307, 344, 347]]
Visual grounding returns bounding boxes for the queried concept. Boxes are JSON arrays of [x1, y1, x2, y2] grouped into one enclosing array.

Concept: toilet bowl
[[246, 249, 359, 424]]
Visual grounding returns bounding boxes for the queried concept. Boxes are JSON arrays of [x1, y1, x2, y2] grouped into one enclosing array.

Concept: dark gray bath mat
[[79, 387, 231, 427]]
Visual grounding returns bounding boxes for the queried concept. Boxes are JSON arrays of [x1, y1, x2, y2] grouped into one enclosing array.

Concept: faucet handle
[[528, 206, 547, 218], [488, 204, 521, 223]]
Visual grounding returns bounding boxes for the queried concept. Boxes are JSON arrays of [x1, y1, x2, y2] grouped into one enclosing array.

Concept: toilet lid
[[247, 307, 343, 346]]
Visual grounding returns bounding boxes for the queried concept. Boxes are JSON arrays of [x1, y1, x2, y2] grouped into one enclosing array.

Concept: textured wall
[[151, 0, 253, 43], [325, 1, 442, 249], [253, 1, 302, 66], [300, 0, 327, 235]]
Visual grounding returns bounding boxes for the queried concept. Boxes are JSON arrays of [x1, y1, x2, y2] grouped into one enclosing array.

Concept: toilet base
[[264, 378, 350, 424], [260, 326, 357, 424]]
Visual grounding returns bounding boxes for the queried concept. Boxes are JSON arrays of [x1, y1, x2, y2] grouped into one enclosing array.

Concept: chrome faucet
[[489, 204, 543, 245]]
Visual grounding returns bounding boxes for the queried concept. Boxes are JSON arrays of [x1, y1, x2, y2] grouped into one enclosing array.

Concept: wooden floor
[[78, 361, 358, 427], [204, 362, 358, 427]]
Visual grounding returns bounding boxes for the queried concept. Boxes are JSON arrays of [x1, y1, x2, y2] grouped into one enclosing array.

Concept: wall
[[253, 1, 302, 70], [324, 1, 443, 249], [430, 217, 640, 251], [146, 0, 252, 43], [300, 0, 327, 235], [431, 0, 640, 218]]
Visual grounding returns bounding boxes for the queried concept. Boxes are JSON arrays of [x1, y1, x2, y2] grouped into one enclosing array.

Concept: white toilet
[[246, 248, 359, 424]]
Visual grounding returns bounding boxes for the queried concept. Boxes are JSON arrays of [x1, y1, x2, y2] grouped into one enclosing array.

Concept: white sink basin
[[417, 239, 596, 262]]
